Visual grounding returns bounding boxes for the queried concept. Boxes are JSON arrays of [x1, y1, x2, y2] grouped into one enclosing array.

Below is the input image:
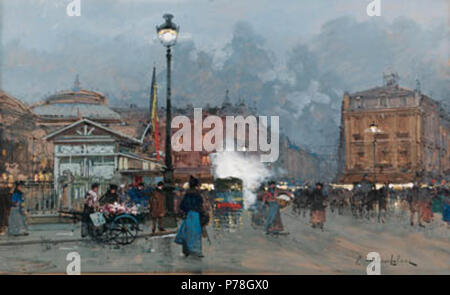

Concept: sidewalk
[[0, 223, 177, 246]]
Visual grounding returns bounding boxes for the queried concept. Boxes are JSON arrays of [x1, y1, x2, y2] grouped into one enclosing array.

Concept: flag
[[150, 66, 160, 161]]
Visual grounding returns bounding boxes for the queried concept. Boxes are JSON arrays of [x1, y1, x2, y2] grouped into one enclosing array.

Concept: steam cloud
[[211, 151, 272, 209]]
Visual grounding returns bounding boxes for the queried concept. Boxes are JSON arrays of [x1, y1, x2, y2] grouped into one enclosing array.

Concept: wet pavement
[[0, 208, 449, 274]]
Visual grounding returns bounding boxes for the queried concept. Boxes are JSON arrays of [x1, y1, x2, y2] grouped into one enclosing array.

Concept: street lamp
[[156, 13, 179, 218], [156, 13, 179, 185], [366, 121, 382, 185]]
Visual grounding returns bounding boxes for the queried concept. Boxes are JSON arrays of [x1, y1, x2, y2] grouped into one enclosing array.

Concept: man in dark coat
[[309, 182, 327, 231], [99, 184, 119, 205], [149, 181, 166, 233], [129, 182, 147, 206], [0, 186, 12, 235]]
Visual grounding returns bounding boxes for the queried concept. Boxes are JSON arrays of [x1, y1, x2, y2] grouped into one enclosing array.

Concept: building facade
[[45, 119, 163, 208], [338, 74, 450, 184]]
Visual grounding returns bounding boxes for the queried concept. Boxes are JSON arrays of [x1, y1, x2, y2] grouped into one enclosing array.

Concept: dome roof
[[32, 103, 121, 121], [30, 76, 121, 123], [0, 91, 35, 127], [31, 89, 108, 107], [0, 90, 32, 115]]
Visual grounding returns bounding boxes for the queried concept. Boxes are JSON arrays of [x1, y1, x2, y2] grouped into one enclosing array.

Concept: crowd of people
[[81, 181, 167, 236], [1, 175, 448, 259], [251, 181, 327, 233], [290, 177, 450, 230], [81, 176, 213, 258]]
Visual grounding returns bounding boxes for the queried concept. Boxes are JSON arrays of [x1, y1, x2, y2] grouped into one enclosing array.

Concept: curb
[[0, 230, 177, 247]]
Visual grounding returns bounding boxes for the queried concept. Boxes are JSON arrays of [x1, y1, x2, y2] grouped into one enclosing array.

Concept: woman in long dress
[[8, 181, 29, 236], [175, 176, 204, 257], [264, 181, 284, 234]]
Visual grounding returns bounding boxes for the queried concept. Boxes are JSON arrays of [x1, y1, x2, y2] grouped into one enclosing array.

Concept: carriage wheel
[[110, 216, 138, 245]]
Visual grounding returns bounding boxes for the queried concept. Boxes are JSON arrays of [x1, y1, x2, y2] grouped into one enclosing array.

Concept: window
[[201, 155, 210, 166]]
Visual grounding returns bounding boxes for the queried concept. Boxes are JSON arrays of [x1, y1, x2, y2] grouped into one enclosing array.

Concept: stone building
[[337, 73, 450, 184], [0, 90, 51, 182], [275, 135, 323, 183]]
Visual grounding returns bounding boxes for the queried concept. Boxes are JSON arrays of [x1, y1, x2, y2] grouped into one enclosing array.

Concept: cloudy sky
[[1, 0, 447, 101], [1, 0, 448, 153]]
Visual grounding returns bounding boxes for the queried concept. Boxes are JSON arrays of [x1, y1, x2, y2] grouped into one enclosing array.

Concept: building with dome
[[30, 75, 122, 128]]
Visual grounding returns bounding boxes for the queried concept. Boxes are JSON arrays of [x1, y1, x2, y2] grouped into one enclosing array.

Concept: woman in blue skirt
[[175, 176, 204, 257]]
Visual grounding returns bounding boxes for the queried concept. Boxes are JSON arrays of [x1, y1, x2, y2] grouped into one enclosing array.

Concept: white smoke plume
[[211, 151, 272, 209]]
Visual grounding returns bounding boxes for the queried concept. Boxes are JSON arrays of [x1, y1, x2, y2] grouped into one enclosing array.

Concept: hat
[[189, 175, 200, 189], [157, 181, 164, 187]]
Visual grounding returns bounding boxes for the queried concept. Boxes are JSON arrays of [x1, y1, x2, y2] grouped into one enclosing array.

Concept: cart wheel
[[110, 216, 138, 245]]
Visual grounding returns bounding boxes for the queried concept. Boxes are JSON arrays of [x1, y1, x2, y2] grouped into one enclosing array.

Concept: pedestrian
[[81, 183, 99, 238], [431, 188, 444, 214], [377, 185, 388, 223], [149, 181, 166, 234], [309, 182, 327, 231], [118, 184, 129, 204], [175, 176, 204, 258], [200, 189, 213, 239], [251, 185, 266, 227], [0, 185, 12, 236], [99, 184, 119, 205], [442, 189, 450, 226], [419, 187, 434, 224], [264, 181, 284, 234], [129, 182, 146, 206], [408, 184, 424, 227], [8, 181, 29, 236]]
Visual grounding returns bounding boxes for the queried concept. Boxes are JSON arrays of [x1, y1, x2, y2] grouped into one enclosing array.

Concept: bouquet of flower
[[99, 202, 140, 216]]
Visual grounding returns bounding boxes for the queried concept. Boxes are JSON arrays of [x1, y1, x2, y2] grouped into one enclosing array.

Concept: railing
[[0, 181, 58, 216], [24, 182, 58, 216], [0, 180, 111, 216]]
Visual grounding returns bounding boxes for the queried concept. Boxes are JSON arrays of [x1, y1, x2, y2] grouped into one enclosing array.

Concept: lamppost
[[156, 13, 179, 185], [367, 122, 382, 185], [156, 14, 179, 218]]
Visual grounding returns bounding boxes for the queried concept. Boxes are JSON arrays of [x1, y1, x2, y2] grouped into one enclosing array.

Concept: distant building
[[0, 90, 51, 181], [275, 135, 323, 183], [116, 90, 322, 183], [337, 73, 450, 184]]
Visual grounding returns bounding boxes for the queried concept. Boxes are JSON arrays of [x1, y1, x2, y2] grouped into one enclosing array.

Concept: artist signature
[[355, 254, 418, 267]]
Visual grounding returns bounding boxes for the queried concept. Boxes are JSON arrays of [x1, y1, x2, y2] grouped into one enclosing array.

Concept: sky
[[0, 0, 448, 154], [0, 0, 447, 101]]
